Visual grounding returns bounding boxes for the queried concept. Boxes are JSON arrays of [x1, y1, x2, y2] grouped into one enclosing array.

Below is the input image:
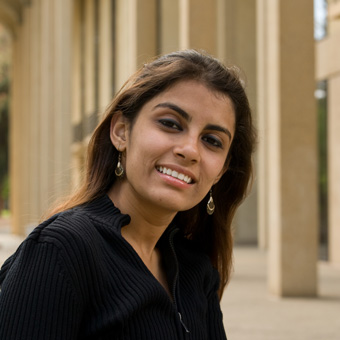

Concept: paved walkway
[[222, 247, 340, 340], [1, 217, 339, 339], [0, 217, 24, 267]]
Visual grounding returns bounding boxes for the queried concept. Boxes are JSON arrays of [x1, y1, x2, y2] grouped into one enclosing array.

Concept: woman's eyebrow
[[154, 102, 192, 121], [205, 124, 232, 141]]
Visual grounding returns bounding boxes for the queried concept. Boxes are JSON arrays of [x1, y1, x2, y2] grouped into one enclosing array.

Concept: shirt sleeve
[[206, 268, 228, 340], [0, 240, 83, 340]]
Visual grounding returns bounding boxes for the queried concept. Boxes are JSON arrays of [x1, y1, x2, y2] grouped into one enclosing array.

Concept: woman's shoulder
[[0, 209, 95, 273], [28, 195, 129, 248], [0, 200, 122, 288], [27, 207, 95, 248], [2, 199, 117, 270]]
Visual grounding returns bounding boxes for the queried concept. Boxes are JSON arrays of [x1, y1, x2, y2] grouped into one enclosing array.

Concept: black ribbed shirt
[[0, 195, 227, 339]]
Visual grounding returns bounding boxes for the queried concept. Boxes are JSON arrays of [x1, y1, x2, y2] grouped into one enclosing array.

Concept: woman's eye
[[202, 135, 223, 148], [159, 119, 182, 131]]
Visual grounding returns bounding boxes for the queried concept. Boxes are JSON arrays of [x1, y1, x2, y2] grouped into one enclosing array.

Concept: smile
[[156, 166, 193, 184]]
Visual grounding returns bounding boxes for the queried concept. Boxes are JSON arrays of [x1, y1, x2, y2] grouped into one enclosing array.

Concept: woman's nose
[[173, 136, 200, 163]]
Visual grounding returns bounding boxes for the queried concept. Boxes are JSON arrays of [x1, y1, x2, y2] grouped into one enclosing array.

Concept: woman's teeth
[[157, 166, 192, 184]]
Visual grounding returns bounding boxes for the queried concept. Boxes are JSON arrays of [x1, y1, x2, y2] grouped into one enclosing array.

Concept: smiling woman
[[108, 80, 235, 218], [0, 50, 256, 340]]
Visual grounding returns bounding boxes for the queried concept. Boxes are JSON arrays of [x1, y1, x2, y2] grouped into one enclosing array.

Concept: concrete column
[[8, 0, 72, 233], [27, 1, 41, 224], [257, 0, 269, 249], [38, 0, 52, 216], [328, 76, 340, 263], [179, 0, 217, 55], [159, 0, 179, 54], [216, 0, 226, 61], [10, 25, 24, 234], [71, 0, 82, 129], [51, 0, 72, 200], [258, 0, 318, 296], [98, 0, 113, 112], [21, 6, 32, 229], [221, 0, 258, 245], [115, 0, 157, 89], [135, 0, 157, 66], [84, 0, 96, 122], [9, 3, 34, 234], [71, 0, 85, 189]]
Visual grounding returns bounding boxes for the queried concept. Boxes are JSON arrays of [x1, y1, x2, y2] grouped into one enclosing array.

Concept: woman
[[0, 50, 256, 339]]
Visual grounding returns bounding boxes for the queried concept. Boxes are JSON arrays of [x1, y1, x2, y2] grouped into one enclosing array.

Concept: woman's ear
[[110, 112, 129, 150], [213, 167, 227, 185], [213, 156, 231, 185]]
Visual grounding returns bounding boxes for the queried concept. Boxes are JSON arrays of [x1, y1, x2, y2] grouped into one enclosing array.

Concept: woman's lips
[[156, 166, 193, 184]]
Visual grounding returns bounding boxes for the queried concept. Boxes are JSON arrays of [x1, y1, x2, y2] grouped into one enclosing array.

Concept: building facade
[[0, 0, 337, 297]]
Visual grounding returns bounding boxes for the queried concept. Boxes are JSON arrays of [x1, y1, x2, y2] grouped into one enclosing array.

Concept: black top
[[0, 195, 227, 339]]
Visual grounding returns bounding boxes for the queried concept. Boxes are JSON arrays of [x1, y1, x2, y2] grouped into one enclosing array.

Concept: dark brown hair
[[49, 50, 257, 298]]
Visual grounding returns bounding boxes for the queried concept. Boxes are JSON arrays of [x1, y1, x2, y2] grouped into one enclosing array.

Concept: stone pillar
[[257, 0, 318, 296], [10, 0, 73, 233], [98, 0, 113, 112], [39, 0, 54, 217], [221, 0, 258, 245], [10, 3, 36, 234], [10, 22, 24, 234], [115, 0, 157, 88], [159, 0, 180, 54], [51, 0, 72, 202], [216, 0, 227, 61], [257, 0, 269, 249], [28, 2, 41, 222], [179, 0, 217, 55], [21, 6, 32, 229], [0, 0, 22, 234], [71, 0, 85, 189], [84, 0, 96, 133]]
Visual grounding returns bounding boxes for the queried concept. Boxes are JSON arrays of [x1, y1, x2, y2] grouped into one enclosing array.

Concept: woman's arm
[[0, 240, 83, 340]]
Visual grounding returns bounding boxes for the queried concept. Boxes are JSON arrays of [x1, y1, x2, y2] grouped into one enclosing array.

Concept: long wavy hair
[[48, 50, 257, 298]]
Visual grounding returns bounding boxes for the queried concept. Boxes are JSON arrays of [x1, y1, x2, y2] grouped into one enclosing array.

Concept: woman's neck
[[107, 183, 176, 258]]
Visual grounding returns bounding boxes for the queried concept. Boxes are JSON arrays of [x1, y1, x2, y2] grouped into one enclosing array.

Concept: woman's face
[[113, 80, 235, 215]]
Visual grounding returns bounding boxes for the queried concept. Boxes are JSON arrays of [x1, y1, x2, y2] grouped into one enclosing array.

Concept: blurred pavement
[[222, 247, 340, 340], [0, 217, 24, 266], [0, 217, 339, 339]]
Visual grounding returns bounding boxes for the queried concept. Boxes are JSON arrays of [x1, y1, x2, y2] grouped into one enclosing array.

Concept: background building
[[0, 0, 338, 298]]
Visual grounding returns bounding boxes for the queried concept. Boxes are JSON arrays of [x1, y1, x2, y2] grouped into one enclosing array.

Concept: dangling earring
[[115, 152, 124, 177], [207, 189, 215, 215]]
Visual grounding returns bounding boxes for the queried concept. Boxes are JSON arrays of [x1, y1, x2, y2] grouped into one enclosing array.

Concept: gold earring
[[206, 189, 215, 215], [115, 152, 124, 177]]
